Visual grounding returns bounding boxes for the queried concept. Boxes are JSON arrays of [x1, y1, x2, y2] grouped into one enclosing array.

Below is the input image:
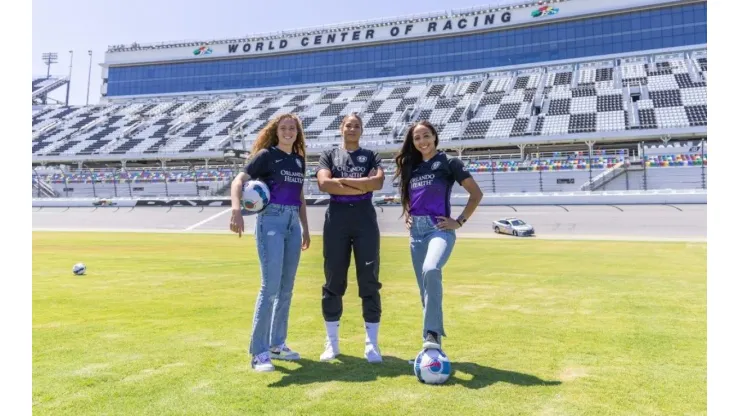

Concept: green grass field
[[32, 232, 707, 415]]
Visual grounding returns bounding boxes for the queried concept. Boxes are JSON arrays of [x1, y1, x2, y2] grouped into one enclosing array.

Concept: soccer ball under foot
[[413, 348, 452, 384]]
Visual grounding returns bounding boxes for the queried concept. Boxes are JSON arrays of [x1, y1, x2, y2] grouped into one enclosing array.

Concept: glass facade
[[107, 2, 706, 97]]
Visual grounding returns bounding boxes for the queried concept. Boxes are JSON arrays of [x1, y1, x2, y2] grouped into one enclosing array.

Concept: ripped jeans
[[248, 203, 303, 355]]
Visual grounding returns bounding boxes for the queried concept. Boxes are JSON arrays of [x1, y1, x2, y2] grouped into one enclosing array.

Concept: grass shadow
[[269, 355, 561, 389], [448, 362, 562, 389], [269, 355, 410, 387]]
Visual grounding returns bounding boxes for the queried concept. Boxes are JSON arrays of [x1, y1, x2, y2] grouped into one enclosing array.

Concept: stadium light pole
[[41, 52, 58, 79], [65, 50, 73, 106], [86, 50, 93, 106]]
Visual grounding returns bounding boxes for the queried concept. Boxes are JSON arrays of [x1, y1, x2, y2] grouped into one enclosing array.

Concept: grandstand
[[32, 76, 70, 106], [31, 0, 708, 199]]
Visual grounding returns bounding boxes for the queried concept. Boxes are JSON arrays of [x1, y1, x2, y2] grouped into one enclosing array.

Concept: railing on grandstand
[[32, 163, 249, 199], [31, 140, 707, 199]]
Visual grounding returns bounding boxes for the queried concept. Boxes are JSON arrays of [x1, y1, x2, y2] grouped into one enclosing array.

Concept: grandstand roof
[[104, 0, 687, 64], [106, 0, 544, 53]]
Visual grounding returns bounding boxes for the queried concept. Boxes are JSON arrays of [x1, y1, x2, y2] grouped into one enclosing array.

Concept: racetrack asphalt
[[32, 204, 706, 242]]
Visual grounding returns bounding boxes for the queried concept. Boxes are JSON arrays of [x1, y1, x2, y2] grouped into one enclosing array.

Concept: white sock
[[364, 322, 379, 345], [325, 321, 339, 343]]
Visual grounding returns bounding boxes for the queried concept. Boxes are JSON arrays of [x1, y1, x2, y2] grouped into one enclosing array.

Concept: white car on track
[[493, 218, 535, 237]]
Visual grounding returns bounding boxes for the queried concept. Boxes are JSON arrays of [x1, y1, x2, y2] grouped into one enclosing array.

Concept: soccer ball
[[72, 263, 86, 276], [241, 180, 271, 214], [413, 348, 452, 384]]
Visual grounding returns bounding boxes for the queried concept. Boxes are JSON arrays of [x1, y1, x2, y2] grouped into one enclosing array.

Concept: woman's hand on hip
[[435, 216, 461, 231]]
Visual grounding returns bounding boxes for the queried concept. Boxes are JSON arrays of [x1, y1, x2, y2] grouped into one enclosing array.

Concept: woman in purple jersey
[[394, 120, 482, 351], [229, 113, 311, 372]]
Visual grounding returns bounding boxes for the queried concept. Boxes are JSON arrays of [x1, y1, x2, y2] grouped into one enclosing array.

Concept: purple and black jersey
[[244, 147, 305, 207], [318, 147, 382, 203], [408, 151, 471, 219]]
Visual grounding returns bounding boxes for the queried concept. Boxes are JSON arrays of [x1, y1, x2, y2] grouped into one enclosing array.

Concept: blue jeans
[[409, 215, 457, 339], [249, 203, 303, 355]]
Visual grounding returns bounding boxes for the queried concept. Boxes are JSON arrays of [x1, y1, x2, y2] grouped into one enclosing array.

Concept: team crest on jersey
[[357, 155, 368, 163], [431, 161, 441, 170]]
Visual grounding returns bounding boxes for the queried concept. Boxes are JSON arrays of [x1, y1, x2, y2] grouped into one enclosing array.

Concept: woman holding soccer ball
[[315, 113, 386, 363], [229, 113, 311, 372], [394, 121, 482, 351]]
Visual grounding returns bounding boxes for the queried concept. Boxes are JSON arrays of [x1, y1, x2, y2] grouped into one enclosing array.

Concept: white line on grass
[[183, 208, 232, 231]]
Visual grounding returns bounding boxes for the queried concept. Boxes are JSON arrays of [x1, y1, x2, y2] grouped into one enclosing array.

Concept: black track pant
[[322, 199, 382, 323]]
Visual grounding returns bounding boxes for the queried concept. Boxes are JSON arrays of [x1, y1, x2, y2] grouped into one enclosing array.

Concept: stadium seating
[[32, 50, 707, 160]]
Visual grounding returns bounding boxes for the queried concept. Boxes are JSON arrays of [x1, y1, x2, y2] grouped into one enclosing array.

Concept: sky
[[32, 0, 519, 106]]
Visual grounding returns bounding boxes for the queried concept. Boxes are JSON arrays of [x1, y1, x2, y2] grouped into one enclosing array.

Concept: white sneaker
[[251, 352, 275, 372], [320, 339, 340, 362], [270, 344, 300, 361], [364, 342, 382, 363]]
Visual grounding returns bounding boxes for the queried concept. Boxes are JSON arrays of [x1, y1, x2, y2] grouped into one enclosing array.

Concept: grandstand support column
[[625, 163, 631, 191], [160, 160, 169, 198], [641, 141, 648, 191], [489, 154, 496, 194], [517, 144, 527, 159], [701, 139, 706, 189], [191, 164, 200, 197], [63, 171, 69, 198], [124, 168, 132, 198], [538, 169, 543, 192], [86, 165, 97, 198], [585, 140, 596, 190], [113, 169, 119, 198]]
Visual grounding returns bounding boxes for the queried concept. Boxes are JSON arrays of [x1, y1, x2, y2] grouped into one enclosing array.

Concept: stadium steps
[[78, 138, 114, 156], [580, 162, 626, 191], [179, 136, 212, 153], [182, 118, 209, 137], [110, 138, 145, 155], [45, 140, 80, 156], [32, 179, 57, 198], [143, 137, 169, 154]]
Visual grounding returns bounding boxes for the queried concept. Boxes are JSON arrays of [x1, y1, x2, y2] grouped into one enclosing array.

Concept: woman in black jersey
[[315, 113, 385, 363], [394, 121, 482, 351]]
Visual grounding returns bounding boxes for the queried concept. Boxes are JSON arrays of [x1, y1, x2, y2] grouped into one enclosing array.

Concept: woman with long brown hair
[[315, 112, 386, 363], [394, 121, 482, 352], [229, 113, 311, 372]]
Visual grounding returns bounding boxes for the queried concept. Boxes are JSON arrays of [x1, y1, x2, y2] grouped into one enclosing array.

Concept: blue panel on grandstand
[[106, 2, 706, 97]]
